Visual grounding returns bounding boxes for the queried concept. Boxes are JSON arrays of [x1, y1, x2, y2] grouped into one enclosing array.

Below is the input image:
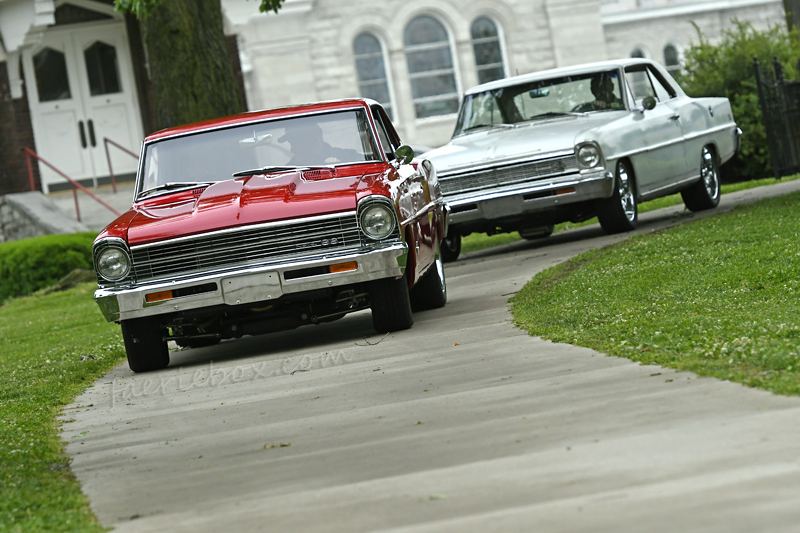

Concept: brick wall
[[0, 59, 40, 196]]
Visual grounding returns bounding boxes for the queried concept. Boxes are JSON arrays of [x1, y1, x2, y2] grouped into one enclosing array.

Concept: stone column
[[545, 0, 608, 67]]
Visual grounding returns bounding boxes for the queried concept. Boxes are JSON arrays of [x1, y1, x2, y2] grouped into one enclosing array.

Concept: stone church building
[[0, 0, 785, 196]]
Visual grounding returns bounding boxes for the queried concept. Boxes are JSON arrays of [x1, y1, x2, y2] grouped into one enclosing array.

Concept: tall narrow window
[[34, 47, 71, 102], [404, 16, 459, 118], [353, 33, 394, 120], [471, 17, 505, 84], [664, 44, 680, 73]]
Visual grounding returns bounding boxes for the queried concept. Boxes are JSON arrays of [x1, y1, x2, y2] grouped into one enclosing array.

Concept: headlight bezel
[[357, 196, 399, 242], [575, 142, 603, 170], [93, 238, 133, 283]]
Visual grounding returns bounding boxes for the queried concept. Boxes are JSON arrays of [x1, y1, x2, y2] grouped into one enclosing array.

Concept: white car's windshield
[[138, 109, 380, 197], [453, 70, 624, 136]]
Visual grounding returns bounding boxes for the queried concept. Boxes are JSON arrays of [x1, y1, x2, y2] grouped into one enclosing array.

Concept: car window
[[453, 69, 624, 135], [139, 109, 380, 196], [371, 106, 396, 160], [647, 66, 676, 101], [624, 65, 656, 106]]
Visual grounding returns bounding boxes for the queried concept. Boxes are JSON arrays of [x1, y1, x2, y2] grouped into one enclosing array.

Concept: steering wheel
[[571, 102, 595, 113]]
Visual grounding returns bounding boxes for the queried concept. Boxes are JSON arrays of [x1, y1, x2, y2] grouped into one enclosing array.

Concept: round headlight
[[360, 204, 396, 240], [96, 247, 131, 281], [577, 144, 601, 168]]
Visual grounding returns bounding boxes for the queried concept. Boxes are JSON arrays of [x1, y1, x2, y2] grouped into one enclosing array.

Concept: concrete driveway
[[63, 181, 800, 532]]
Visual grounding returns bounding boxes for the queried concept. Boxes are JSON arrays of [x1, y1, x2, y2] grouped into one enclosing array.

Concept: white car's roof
[[465, 58, 660, 96]]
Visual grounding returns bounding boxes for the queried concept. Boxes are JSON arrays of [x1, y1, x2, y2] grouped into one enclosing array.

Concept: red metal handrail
[[22, 147, 121, 222], [103, 137, 139, 194]]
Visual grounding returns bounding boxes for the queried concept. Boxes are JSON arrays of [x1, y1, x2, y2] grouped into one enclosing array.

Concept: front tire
[[597, 160, 638, 234], [121, 317, 169, 373], [440, 234, 461, 263], [369, 271, 414, 333], [681, 146, 721, 212], [410, 244, 447, 311]]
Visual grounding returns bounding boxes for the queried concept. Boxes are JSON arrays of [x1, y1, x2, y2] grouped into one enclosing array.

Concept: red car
[[92, 99, 449, 372]]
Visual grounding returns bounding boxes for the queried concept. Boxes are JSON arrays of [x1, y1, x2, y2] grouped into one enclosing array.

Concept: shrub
[[0, 233, 97, 302], [676, 20, 800, 181]]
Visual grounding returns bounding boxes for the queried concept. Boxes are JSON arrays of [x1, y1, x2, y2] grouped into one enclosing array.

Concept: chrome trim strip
[[640, 173, 701, 198], [438, 149, 575, 178], [130, 211, 357, 251], [610, 123, 737, 162], [682, 123, 737, 141]]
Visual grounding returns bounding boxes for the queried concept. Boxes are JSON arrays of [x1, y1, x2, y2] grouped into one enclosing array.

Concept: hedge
[[0, 233, 97, 303]]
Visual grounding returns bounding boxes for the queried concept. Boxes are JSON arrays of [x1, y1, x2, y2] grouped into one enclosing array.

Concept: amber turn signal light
[[329, 261, 357, 273], [145, 290, 174, 303]]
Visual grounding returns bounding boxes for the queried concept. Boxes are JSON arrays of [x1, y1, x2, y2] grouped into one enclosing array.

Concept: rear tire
[[410, 244, 447, 311], [440, 234, 461, 263], [369, 271, 414, 333], [121, 317, 169, 373], [597, 160, 638, 234], [681, 146, 721, 212]]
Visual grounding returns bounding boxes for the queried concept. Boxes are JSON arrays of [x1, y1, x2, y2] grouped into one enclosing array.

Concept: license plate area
[[222, 272, 282, 305]]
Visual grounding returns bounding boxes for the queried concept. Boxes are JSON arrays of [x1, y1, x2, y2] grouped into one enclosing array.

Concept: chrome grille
[[439, 155, 579, 196], [131, 214, 362, 282]]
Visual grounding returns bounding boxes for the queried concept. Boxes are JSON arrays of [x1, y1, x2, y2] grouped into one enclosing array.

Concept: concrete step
[[47, 183, 135, 233]]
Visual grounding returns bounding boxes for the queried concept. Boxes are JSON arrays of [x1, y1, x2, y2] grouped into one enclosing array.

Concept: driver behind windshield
[[280, 123, 362, 166], [588, 73, 623, 110]]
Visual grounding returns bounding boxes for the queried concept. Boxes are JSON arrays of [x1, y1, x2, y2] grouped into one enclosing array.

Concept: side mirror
[[395, 145, 415, 165], [642, 96, 657, 111]]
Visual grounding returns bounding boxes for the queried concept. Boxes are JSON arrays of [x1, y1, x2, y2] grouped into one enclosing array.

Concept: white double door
[[22, 22, 143, 192]]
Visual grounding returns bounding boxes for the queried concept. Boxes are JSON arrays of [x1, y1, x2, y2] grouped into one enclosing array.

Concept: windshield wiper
[[526, 112, 583, 121], [462, 123, 514, 133], [232, 166, 298, 178], [139, 182, 213, 198]]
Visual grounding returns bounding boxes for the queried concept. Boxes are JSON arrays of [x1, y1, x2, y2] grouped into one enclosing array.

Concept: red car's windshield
[[138, 109, 380, 198]]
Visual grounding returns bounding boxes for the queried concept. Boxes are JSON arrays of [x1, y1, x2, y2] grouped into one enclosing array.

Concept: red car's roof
[[145, 98, 375, 143]]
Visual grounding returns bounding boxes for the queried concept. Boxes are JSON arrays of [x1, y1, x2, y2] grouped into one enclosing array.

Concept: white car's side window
[[624, 67, 655, 106], [646, 67, 675, 102]]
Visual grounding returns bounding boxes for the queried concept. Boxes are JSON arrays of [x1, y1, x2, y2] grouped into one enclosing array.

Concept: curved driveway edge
[[62, 180, 800, 532]]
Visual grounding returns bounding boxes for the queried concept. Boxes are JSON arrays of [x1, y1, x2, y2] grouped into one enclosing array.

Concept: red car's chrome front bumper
[[94, 243, 408, 322]]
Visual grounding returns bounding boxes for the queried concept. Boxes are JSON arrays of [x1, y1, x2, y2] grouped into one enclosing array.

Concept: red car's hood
[[126, 172, 363, 246]]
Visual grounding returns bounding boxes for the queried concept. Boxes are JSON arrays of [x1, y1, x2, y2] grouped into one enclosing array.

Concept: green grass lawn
[[511, 191, 800, 396], [461, 175, 799, 256], [0, 283, 125, 532]]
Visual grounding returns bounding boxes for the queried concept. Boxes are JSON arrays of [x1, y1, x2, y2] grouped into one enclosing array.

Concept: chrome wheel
[[681, 146, 721, 212], [701, 146, 720, 201], [618, 164, 636, 223], [596, 159, 638, 234]]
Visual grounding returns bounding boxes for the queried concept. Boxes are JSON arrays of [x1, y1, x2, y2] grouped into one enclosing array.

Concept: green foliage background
[[0, 233, 96, 303], [677, 21, 800, 181]]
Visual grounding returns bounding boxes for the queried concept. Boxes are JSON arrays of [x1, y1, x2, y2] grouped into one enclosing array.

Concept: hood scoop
[[302, 168, 337, 181]]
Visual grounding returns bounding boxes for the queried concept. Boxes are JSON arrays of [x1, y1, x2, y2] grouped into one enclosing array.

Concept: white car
[[425, 59, 741, 261]]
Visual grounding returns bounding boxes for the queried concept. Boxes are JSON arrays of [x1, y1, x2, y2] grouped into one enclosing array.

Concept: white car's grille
[[131, 214, 363, 282], [439, 155, 579, 196]]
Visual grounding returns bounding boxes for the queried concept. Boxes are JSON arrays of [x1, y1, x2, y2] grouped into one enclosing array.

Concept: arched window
[[404, 15, 459, 118], [353, 33, 394, 120], [630, 47, 647, 59], [664, 44, 680, 73], [471, 17, 505, 84]]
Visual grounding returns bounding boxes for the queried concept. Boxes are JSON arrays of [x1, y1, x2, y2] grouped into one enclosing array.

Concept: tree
[[114, 0, 284, 130], [676, 21, 800, 181]]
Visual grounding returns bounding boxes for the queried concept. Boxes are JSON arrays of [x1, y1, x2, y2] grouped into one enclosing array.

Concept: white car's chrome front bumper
[[95, 243, 408, 322], [446, 170, 614, 226], [445, 169, 613, 225]]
